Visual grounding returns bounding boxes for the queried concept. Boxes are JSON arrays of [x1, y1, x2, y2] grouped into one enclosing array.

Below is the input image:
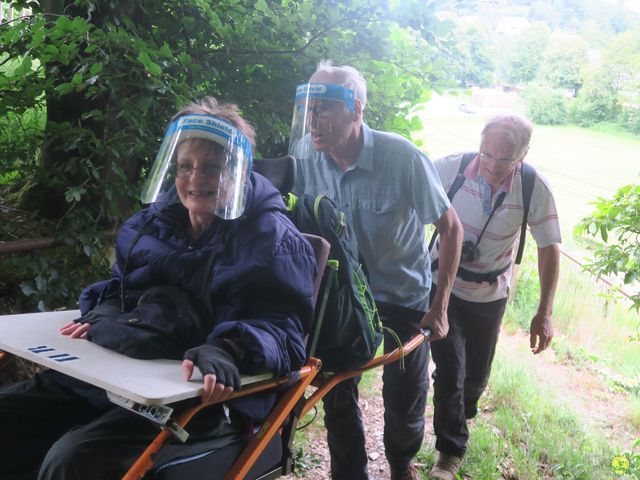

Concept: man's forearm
[[537, 244, 560, 315], [431, 207, 463, 311]]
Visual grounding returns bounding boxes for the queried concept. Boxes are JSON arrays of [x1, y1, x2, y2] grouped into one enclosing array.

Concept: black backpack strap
[[428, 151, 477, 251], [515, 162, 536, 265]]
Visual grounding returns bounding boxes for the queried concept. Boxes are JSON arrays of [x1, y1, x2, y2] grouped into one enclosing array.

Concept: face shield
[[287, 82, 355, 159], [141, 114, 253, 220]]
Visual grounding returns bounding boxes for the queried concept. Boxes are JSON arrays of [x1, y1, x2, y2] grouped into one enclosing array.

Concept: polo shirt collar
[[353, 123, 375, 171], [463, 153, 518, 192]]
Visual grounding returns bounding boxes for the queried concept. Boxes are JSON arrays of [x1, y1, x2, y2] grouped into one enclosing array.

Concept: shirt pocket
[[355, 197, 402, 238]]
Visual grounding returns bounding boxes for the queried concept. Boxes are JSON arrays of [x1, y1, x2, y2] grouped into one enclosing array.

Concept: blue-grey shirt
[[295, 123, 450, 308]]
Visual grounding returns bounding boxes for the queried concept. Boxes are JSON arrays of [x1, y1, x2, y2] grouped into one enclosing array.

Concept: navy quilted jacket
[[75, 172, 316, 420]]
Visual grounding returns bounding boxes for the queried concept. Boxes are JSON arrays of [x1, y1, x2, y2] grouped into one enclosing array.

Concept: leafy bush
[[620, 106, 640, 135], [523, 85, 568, 125], [577, 184, 640, 311], [568, 69, 622, 127], [0, 108, 45, 187]]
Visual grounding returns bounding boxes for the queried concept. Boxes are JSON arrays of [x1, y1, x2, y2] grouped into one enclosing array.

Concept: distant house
[[494, 16, 530, 36]]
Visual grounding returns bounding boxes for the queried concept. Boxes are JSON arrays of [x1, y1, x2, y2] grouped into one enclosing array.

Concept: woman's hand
[[60, 321, 91, 339], [182, 360, 235, 404], [182, 342, 241, 404]]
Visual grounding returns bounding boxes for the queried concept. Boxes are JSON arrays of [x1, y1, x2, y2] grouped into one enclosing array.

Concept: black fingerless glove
[[183, 341, 241, 390], [73, 298, 121, 325]]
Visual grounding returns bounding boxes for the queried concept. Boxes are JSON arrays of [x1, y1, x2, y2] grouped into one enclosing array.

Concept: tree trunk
[[20, 1, 140, 221]]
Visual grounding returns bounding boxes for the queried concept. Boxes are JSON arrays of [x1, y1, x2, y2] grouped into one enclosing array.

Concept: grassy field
[[414, 95, 640, 246]]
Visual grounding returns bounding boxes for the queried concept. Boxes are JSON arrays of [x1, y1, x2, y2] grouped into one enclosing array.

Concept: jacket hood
[[242, 171, 288, 221]]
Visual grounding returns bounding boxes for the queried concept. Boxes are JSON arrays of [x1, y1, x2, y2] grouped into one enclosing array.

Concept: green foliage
[[443, 21, 495, 87], [565, 29, 638, 131], [0, 0, 452, 312], [292, 445, 322, 477], [529, 1, 562, 30], [501, 22, 551, 85], [582, 0, 640, 34], [0, 108, 45, 186], [523, 85, 568, 125], [621, 107, 640, 135], [577, 184, 640, 311], [539, 36, 588, 92], [0, 238, 112, 312], [609, 447, 640, 478], [604, 28, 640, 106], [578, 19, 612, 48], [568, 68, 622, 126]]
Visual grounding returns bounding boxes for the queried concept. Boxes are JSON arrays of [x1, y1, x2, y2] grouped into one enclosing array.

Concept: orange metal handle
[[122, 362, 321, 480], [302, 330, 430, 417]]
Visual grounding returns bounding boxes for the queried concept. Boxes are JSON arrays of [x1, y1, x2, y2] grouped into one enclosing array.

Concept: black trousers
[[429, 286, 506, 457], [0, 372, 240, 480], [323, 309, 430, 479]]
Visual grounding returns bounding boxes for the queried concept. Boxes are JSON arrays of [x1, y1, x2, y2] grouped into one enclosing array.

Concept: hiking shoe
[[390, 463, 419, 480], [430, 451, 464, 480]]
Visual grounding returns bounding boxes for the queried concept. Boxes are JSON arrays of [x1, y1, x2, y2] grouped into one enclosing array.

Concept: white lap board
[[0, 310, 272, 406]]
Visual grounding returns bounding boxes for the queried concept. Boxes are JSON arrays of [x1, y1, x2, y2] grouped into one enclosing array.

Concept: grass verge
[[458, 348, 618, 479]]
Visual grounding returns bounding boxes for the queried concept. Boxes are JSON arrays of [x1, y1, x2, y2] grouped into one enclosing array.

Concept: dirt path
[[497, 330, 638, 453], [286, 328, 637, 479], [285, 370, 419, 480]]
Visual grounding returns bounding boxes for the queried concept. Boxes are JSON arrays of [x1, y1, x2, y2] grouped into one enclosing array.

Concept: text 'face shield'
[[142, 114, 253, 220], [287, 83, 355, 159]]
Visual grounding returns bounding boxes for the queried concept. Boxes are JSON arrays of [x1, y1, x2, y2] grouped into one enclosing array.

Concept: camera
[[460, 240, 480, 262]]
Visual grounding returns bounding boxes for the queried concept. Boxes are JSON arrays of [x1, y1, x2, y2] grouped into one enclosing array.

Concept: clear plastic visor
[[142, 114, 253, 220], [287, 82, 355, 159]]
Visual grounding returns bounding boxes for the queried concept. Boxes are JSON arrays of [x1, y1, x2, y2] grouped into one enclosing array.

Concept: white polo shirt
[[431, 152, 561, 303]]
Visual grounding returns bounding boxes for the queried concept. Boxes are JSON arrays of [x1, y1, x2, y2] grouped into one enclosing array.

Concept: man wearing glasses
[[428, 114, 561, 479], [289, 60, 463, 480]]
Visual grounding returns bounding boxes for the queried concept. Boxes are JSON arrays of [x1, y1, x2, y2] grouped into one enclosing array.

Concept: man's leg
[[462, 297, 506, 419], [430, 292, 468, 457], [0, 373, 107, 480], [323, 376, 369, 480], [381, 310, 430, 474]]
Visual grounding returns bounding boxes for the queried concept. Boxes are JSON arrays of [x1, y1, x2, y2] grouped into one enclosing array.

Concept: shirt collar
[[319, 123, 373, 172], [463, 153, 518, 192], [353, 123, 374, 171]]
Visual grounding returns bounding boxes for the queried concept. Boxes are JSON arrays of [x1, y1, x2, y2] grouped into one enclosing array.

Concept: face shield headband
[[141, 114, 253, 220], [287, 82, 355, 158]]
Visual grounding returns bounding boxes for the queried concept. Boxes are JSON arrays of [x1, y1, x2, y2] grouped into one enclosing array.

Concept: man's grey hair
[[481, 114, 533, 160], [314, 60, 367, 111]]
